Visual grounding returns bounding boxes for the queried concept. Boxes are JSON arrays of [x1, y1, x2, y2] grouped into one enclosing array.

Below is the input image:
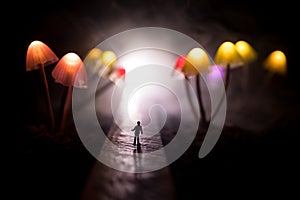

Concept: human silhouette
[[131, 121, 143, 146]]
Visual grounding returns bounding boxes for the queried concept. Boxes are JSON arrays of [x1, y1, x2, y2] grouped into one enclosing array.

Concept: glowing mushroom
[[183, 47, 212, 123], [235, 40, 258, 90], [52, 52, 87, 133], [172, 55, 187, 79], [183, 47, 211, 76], [109, 67, 126, 83], [96, 66, 126, 97], [263, 50, 287, 76], [84, 47, 103, 77], [26, 40, 59, 131], [175, 55, 187, 71], [214, 41, 243, 91], [99, 50, 117, 78], [235, 40, 258, 64]]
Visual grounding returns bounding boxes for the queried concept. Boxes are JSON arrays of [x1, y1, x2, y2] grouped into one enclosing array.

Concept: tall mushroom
[[52, 52, 87, 133], [182, 47, 212, 124], [235, 40, 258, 89], [26, 40, 59, 131]]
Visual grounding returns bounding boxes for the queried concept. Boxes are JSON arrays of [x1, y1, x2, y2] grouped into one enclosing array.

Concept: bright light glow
[[26, 40, 59, 71], [235, 40, 258, 64], [184, 47, 211, 76], [214, 41, 243, 69], [263, 50, 287, 75], [52, 52, 87, 88], [115, 48, 177, 73]]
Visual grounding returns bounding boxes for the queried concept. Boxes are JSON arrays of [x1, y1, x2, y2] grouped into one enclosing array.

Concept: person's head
[[137, 121, 140, 125]]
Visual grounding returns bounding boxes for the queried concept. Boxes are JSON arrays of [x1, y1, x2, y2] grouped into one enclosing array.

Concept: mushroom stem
[[196, 74, 207, 124], [224, 63, 230, 91], [60, 85, 73, 133], [184, 75, 199, 123], [39, 64, 55, 131]]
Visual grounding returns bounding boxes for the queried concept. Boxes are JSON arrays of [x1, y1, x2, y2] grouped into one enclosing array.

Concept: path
[[80, 122, 177, 200]]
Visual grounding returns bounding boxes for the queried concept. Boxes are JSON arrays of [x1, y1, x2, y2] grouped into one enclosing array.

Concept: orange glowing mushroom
[[263, 50, 287, 76], [214, 41, 243, 91], [52, 52, 87, 132], [26, 40, 59, 131]]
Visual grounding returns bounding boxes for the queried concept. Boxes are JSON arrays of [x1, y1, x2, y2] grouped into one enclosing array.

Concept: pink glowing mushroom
[[26, 40, 59, 131], [52, 52, 87, 132]]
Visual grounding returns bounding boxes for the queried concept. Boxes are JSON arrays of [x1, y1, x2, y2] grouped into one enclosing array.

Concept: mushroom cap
[[183, 47, 211, 76], [26, 40, 59, 71], [174, 55, 187, 71], [235, 40, 257, 64], [52, 52, 87, 88], [84, 48, 103, 75], [214, 41, 243, 69], [263, 50, 287, 75], [102, 50, 117, 67]]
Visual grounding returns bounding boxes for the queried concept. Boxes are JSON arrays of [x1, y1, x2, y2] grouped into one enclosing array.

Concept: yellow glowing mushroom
[[235, 40, 258, 64], [263, 50, 287, 75], [99, 50, 117, 77], [183, 47, 212, 123], [214, 41, 243, 91], [52, 52, 87, 133], [26, 40, 59, 131], [234, 40, 258, 90], [84, 47, 103, 76], [183, 47, 211, 76]]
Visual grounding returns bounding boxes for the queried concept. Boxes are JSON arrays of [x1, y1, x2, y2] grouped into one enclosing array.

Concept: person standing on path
[[131, 121, 143, 146]]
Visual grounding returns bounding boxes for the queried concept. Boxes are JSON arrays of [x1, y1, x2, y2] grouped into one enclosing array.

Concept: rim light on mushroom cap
[[52, 52, 87, 88], [235, 40, 258, 64], [214, 41, 244, 69], [263, 50, 287, 75], [183, 47, 211, 76], [26, 40, 59, 71]]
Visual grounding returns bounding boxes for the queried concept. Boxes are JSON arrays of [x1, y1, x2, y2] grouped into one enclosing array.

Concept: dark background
[[16, 0, 299, 199]]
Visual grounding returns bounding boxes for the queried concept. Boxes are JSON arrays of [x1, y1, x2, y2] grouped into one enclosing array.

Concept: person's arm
[[141, 126, 143, 134], [131, 126, 136, 131]]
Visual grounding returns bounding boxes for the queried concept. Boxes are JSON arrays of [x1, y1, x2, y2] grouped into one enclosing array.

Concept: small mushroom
[[183, 47, 212, 124]]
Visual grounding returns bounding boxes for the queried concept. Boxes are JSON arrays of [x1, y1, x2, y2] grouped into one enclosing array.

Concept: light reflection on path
[[81, 122, 177, 200]]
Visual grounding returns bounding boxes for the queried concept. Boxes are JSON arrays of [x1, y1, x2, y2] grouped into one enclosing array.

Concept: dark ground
[[16, 118, 300, 199], [16, 0, 299, 199]]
